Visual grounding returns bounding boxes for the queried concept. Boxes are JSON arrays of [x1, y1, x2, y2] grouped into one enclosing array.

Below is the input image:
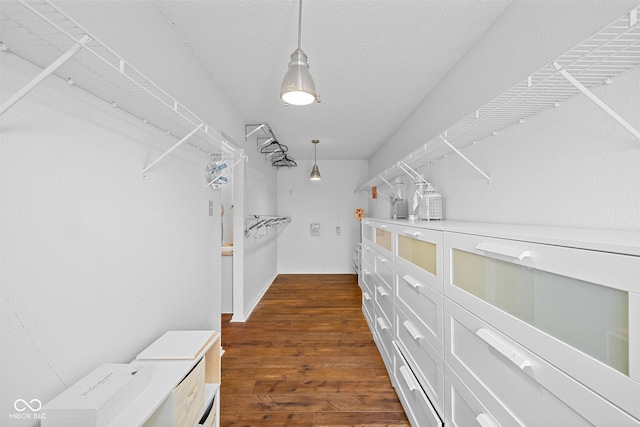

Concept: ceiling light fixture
[[281, 0, 318, 106], [309, 139, 321, 181]]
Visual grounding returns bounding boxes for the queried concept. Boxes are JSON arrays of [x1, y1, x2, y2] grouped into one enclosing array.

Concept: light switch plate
[[310, 223, 320, 236]]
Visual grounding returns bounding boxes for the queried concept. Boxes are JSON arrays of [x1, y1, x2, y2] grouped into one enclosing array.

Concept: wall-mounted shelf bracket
[[355, 188, 374, 200], [398, 160, 424, 182], [439, 135, 491, 183], [0, 34, 92, 117], [143, 125, 202, 176], [552, 62, 640, 144], [245, 124, 267, 140], [379, 175, 394, 188]]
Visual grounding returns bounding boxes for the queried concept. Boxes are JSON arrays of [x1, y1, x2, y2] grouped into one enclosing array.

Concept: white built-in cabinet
[[359, 219, 640, 426]]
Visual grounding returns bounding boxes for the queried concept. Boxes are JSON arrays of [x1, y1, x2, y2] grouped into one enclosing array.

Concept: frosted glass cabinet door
[[362, 220, 374, 245], [373, 223, 393, 256], [443, 231, 640, 420], [395, 226, 443, 288]]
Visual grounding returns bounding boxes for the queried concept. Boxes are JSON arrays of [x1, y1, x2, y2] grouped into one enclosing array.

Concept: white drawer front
[[362, 290, 375, 329], [445, 299, 640, 426], [396, 269, 443, 354], [395, 226, 443, 288], [396, 307, 444, 417], [444, 231, 640, 418], [444, 364, 503, 427], [362, 244, 376, 269], [375, 252, 394, 291], [394, 343, 443, 427], [374, 313, 394, 374], [373, 223, 393, 257], [375, 283, 394, 327], [360, 260, 375, 294]]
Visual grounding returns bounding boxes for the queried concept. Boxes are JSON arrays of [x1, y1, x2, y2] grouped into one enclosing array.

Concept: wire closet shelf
[[0, 0, 243, 178], [355, 7, 640, 196], [244, 215, 292, 239]]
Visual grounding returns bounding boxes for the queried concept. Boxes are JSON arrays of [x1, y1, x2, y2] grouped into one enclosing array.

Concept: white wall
[[277, 160, 369, 273], [1, 2, 245, 423], [369, 0, 640, 231]]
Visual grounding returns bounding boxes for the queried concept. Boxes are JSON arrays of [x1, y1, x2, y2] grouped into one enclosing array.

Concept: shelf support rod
[[399, 161, 424, 181], [439, 135, 491, 182], [143, 125, 202, 175], [379, 175, 394, 188], [553, 62, 640, 143], [0, 34, 92, 117], [245, 124, 266, 140]]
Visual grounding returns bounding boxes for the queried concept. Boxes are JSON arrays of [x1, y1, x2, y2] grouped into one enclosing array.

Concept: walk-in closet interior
[[2, 0, 640, 425]]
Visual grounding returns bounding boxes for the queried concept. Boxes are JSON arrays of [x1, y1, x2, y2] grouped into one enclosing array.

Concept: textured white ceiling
[[153, 0, 511, 160]]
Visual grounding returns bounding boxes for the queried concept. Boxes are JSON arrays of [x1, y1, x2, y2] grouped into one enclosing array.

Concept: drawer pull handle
[[380, 225, 389, 230], [364, 246, 372, 252], [402, 229, 422, 238], [399, 365, 418, 392], [363, 292, 372, 301], [378, 256, 390, 264], [363, 269, 372, 277], [402, 274, 423, 289], [475, 243, 531, 260], [476, 413, 498, 427], [476, 328, 532, 370], [186, 383, 199, 406], [376, 317, 390, 331], [376, 286, 389, 297], [403, 321, 423, 341]]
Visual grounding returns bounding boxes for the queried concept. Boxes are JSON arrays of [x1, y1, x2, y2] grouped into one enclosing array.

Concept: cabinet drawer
[[362, 220, 375, 246], [395, 226, 443, 287], [393, 343, 443, 427], [445, 299, 640, 426], [444, 364, 502, 427], [444, 231, 640, 418], [373, 222, 393, 257], [374, 313, 394, 375], [396, 307, 444, 417], [360, 260, 375, 294], [362, 243, 376, 269], [396, 269, 443, 354], [143, 357, 206, 427], [374, 252, 394, 291], [375, 283, 394, 328], [362, 290, 375, 330]]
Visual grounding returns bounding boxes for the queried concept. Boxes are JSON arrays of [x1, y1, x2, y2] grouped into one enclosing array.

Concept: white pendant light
[[309, 139, 321, 181], [281, 0, 318, 106]]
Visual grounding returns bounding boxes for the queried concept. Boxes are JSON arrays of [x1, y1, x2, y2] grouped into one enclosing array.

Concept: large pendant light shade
[[310, 139, 321, 181], [281, 0, 318, 106]]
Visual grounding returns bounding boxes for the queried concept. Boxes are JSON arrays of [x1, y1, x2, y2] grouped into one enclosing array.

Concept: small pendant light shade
[[281, 0, 318, 106], [310, 139, 321, 181]]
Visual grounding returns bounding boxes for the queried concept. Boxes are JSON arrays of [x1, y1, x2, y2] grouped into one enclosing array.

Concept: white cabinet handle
[[363, 269, 372, 277], [364, 245, 372, 252], [402, 274, 423, 289], [364, 221, 371, 226], [403, 320, 423, 341], [476, 328, 532, 370], [402, 229, 422, 238], [380, 225, 388, 230], [376, 317, 390, 331], [377, 256, 390, 264], [476, 413, 499, 427], [399, 365, 418, 392], [475, 242, 531, 260], [376, 286, 389, 297], [363, 292, 372, 301]]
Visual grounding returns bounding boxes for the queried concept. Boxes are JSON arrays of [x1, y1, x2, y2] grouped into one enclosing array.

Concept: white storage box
[[42, 364, 150, 427]]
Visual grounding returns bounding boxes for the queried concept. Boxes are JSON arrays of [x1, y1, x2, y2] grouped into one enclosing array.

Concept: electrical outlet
[[336, 226, 341, 236], [310, 223, 320, 236], [209, 200, 214, 216]]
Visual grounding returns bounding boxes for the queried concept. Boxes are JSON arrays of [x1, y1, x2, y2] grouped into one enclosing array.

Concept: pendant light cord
[[297, 0, 302, 50]]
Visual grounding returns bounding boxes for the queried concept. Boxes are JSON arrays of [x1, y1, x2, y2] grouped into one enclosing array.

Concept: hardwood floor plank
[[220, 274, 409, 426]]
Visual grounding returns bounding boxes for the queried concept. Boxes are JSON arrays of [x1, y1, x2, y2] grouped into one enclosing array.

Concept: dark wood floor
[[220, 274, 410, 426]]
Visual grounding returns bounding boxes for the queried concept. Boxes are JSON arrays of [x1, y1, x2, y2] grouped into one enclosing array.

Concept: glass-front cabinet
[[373, 222, 393, 257], [444, 231, 640, 420], [395, 226, 443, 290]]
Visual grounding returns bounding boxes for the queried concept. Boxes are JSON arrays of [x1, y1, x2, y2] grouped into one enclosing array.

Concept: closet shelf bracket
[[552, 62, 640, 143], [379, 175, 394, 188], [143, 125, 202, 176], [0, 34, 92, 117], [439, 135, 491, 183]]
